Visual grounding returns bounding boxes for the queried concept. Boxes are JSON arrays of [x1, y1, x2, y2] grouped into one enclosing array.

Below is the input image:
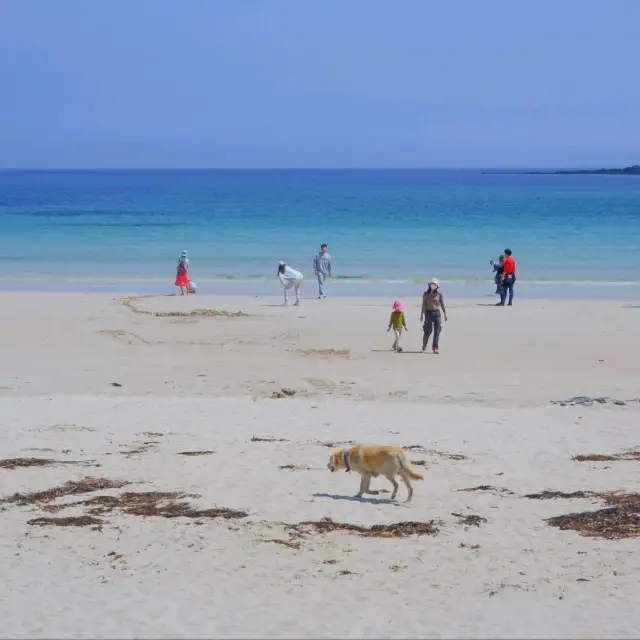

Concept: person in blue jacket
[[489, 255, 504, 295]]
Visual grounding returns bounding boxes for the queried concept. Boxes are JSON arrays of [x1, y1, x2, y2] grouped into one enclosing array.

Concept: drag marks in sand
[[120, 294, 249, 320]]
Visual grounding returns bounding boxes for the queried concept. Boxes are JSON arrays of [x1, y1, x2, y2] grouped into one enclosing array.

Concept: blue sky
[[0, 0, 638, 168]]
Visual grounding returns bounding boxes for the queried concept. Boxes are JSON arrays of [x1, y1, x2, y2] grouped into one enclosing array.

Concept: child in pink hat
[[387, 300, 408, 352]]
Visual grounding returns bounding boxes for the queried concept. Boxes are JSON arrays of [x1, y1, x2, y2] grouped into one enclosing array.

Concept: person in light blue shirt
[[313, 243, 332, 298]]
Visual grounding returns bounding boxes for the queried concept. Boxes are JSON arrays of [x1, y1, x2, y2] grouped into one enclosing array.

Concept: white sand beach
[[1, 292, 640, 639]]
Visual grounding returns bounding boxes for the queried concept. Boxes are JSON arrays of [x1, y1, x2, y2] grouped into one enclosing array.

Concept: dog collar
[[343, 448, 351, 472]]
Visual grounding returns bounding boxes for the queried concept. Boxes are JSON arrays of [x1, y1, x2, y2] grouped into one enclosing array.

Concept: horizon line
[[0, 165, 627, 172]]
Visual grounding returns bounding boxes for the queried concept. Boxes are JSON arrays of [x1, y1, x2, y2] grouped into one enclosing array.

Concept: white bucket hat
[[429, 278, 440, 287]]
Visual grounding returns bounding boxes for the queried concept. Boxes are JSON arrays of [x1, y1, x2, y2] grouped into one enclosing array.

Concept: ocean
[[1, 169, 639, 299]]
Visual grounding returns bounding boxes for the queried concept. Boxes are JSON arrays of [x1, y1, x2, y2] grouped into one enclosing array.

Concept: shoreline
[[1, 278, 639, 301]]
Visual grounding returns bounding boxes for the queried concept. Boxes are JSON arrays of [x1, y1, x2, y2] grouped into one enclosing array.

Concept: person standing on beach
[[498, 248, 516, 306], [313, 244, 332, 298], [420, 278, 447, 354], [489, 255, 504, 294], [175, 250, 190, 295]]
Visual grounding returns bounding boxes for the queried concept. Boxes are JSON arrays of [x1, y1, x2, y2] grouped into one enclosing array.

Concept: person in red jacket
[[498, 248, 516, 306]]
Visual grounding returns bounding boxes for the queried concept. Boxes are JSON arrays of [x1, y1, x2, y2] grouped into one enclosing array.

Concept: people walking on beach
[[421, 278, 447, 354], [489, 255, 505, 294], [175, 250, 190, 295], [498, 248, 516, 306], [387, 300, 408, 352], [313, 244, 332, 298], [278, 261, 303, 306]]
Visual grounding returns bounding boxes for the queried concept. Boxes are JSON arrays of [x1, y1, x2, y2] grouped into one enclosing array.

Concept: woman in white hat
[[420, 277, 448, 353], [277, 261, 304, 306]]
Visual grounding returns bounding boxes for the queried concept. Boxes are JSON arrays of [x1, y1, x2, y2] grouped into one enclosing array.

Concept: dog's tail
[[398, 452, 424, 480]]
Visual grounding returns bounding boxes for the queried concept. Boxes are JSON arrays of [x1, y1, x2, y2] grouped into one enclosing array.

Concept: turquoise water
[[1, 170, 639, 298]]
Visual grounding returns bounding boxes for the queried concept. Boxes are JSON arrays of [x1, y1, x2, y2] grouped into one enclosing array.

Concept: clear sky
[[1, 0, 638, 169]]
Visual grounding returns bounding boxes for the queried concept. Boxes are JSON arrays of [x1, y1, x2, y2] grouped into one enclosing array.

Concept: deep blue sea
[[1, 170, 639, 299]]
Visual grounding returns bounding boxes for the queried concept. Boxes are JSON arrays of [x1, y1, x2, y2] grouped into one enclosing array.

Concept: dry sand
[[1, 291, 640, 638]]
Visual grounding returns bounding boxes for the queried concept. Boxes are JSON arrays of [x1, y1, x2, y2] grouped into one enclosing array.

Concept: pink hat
[[392, 300, 405, 312]]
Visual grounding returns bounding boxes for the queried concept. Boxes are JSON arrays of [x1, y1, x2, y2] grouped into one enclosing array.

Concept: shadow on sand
[[312, 492, 404, 506], [370, 349, 433, 354], [261, 298, 316, 307]]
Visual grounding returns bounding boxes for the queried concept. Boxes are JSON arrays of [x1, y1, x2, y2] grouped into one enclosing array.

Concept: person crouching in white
[[278, 261, 303, 306]]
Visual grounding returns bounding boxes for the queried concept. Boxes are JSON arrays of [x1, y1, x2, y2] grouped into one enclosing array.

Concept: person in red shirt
[[498, 248, 516, 306]]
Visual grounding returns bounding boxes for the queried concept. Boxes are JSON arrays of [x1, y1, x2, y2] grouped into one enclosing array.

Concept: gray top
[[313, 251, 332, 275]]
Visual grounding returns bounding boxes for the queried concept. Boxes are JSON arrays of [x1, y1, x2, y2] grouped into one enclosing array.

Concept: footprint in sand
[[304, 378, 355, 396], [100, 329, 151, 345], [304, 377, 337, 392], [298, 348, 351, 359], [48, 424, 96, 433]]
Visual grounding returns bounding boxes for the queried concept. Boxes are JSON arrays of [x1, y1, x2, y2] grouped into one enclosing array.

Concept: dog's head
[[327, 449, 345, 472]]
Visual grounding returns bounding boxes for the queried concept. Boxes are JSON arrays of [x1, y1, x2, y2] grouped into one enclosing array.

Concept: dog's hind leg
[[385, 472, 400, 500], [399, 470, 414, 503]]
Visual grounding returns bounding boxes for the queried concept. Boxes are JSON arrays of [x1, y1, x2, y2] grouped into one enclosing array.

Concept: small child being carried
[[387, 300, 408, 352]]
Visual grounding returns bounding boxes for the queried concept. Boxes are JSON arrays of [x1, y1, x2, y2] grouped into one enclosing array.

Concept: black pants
[[423, 310, 442, 349], [500, 275, 515, 305]]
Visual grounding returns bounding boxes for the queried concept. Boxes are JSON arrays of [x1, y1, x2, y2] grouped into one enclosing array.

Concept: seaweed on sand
[[177, 451, 215, 456], [79, 491, 249, 520], [547, 504, 640, 540], [287, 517, 439, 538], [452, 512, 487, 527], [1, 477, 131, 506], [27, 516, 104, 528], [525, 490, 640, 539], [572, 451, 640, 462], [0, 458, 99, 470]]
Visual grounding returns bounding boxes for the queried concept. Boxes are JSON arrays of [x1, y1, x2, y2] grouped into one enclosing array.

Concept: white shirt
[[278, 265, 303, 288]]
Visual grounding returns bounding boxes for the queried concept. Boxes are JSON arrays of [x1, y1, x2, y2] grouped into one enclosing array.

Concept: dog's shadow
[[312, 492, 406, 506]]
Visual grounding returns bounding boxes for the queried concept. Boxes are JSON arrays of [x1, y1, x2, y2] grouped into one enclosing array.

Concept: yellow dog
[[327, 445, 423, 502]]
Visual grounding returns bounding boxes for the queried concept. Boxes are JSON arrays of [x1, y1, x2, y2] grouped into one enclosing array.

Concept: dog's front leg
[[365, 474, 379, 495], [358, 474, 379, 496], [356, 474, 369, 498]]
